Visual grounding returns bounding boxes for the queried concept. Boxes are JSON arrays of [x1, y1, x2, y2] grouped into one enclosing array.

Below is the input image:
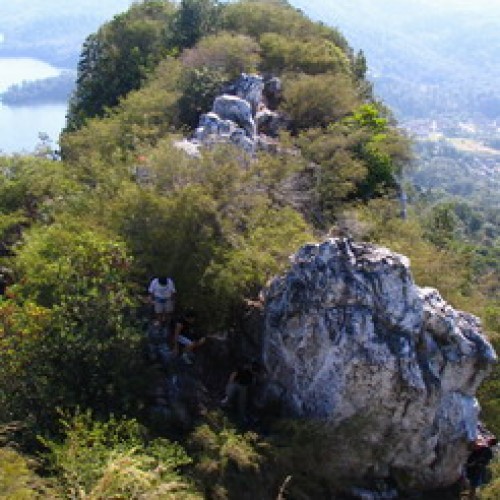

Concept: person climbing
[[172, 308, 206, 364], [148, 275, 176, 324], [146, 320, 174, 368], [465, 434, 497, 499], [221, 360, 260, 423]]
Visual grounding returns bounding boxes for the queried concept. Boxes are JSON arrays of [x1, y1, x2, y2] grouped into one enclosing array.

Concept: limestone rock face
[[262, 238, 496, 490], [223, 73, 264, 114], [177, 73, 284, 156], [212, 95, 256, 139]]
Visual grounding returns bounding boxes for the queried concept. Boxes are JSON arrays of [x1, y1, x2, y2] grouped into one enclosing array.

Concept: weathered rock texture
[[179, 73, 284, 155], [262, 238, 496, 491]]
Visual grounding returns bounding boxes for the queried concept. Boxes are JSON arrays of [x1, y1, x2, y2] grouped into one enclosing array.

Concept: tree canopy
[[1, 1, 499, 498]]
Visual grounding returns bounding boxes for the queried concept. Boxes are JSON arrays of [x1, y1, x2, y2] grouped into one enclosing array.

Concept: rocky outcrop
[[178, 73, 284, 155], [261, 238, 496, 492], [223, 73, 264, 114]]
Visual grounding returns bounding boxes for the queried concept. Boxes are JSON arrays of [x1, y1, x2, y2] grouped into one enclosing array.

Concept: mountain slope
[[292, 0, 500, 119]]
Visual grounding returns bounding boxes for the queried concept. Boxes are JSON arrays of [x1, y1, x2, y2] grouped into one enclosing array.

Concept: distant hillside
[[0, 0, 133, 67], [0, 71, 76, 105], [292, 0, 500, 120]]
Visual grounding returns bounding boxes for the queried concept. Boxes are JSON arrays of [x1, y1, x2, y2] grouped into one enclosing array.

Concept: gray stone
[[261, 238, 496, 490], [213, 95, 256, 139], [224, 73, 264, 114], [173, 139, 201, 158], [256, 108, 282, 137], [230, 128, 256, 153], [176, 74, 285, 156], [195, 112, 238, 140], [263, 76, 283, 110]]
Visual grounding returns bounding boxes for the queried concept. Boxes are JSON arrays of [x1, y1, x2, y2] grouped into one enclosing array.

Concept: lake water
[[0, 57, 68, 154]]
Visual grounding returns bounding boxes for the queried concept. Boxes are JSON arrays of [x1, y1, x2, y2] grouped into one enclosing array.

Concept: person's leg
[[236, 385, 248, 423], [222, 382, 239, 405], [468, 472, 481, 500], [159, 302, 168, 324]]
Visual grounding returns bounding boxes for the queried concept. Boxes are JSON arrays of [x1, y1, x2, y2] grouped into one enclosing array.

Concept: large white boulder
[[262, 238, 496, 491]]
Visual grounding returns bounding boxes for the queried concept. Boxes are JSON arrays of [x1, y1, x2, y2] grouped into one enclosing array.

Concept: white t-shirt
[[148, 278, 176, 300]]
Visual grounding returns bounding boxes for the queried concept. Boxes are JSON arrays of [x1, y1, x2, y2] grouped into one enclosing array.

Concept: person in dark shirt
[[221, 361, 259, 423], [465, 436, 496, 499], [171, 309, 206, 364]]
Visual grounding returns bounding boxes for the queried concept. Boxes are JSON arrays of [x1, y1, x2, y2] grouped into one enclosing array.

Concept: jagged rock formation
[[177, 73, 285, 155], [261, 238, 496, 492]]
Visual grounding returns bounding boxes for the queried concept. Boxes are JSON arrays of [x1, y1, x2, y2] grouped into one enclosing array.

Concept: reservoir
[[0, 57, 68, 154]]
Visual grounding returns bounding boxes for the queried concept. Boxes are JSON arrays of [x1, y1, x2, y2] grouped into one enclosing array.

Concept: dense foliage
[[1, 0, 498, 498]]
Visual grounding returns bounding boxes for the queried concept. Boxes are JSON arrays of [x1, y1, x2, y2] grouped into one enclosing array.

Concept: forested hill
[[293, 0, 500, 120], [1, 1, 499, 498]]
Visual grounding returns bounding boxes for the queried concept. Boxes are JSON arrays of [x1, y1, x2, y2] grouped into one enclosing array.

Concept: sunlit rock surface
[[176, 73, 283, 155], [262, 238, 496, 490]]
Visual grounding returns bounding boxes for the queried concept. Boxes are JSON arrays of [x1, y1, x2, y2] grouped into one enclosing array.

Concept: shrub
[[188, 414, 267, 499], [42, 411, 199, 499], [281, 73, 360, 132], [182, 32, 261, 79], [260, 33, 349, 75], [62, 58, 183, 164]]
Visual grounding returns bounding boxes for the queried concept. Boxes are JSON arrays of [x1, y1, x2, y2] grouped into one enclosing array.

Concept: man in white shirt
[[148, 276, 176, 325]]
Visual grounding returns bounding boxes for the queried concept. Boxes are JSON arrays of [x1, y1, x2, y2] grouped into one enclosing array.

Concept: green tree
[[222, 0, 349, 52], [0, 224, 144, 428], [178, 66, 227, 129], [172, 0, 221, 49], [66, 1, 176, 130]]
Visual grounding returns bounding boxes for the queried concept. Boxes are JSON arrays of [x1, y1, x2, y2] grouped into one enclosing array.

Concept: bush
[[281, 73, 360, 132], [42, 411, 199, 499], [188, 414, 267, 499], [109, 143, 311, 327], [62, 58, 183, 164], [182, 32, 261, 79], [260, 33, 349, 75]]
